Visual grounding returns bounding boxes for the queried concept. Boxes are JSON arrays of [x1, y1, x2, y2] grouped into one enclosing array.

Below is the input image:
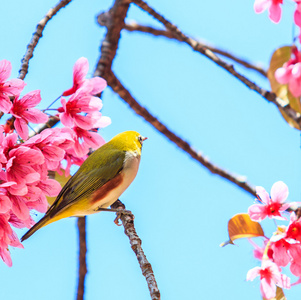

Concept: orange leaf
[[220, 213, 264, 247], [267, 46, 301, 130]]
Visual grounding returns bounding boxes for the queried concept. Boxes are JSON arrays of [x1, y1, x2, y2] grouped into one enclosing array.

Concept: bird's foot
[[95, 207, 133, 225], [113, 209, 133, 226]]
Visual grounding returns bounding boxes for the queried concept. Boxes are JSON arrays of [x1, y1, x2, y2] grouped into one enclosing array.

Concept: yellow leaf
[[263, 287, 286, 300], [267, 46, 301, 129], [220, 213, 264, 247], [46, 170, 71, 206]]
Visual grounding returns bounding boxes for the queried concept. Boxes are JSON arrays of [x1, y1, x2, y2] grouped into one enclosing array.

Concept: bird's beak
[[142, 136, 148, 142]]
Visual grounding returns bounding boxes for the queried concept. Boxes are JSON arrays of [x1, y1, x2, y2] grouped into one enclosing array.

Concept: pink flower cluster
[[246, 181, 301, 299], [0, 58, 110, 266], [254, 0, 301, 42], [275, 46, 301, 97]]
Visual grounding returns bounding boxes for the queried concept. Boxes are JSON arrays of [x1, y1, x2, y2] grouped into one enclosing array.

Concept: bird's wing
[[48, 149, 126, 218]]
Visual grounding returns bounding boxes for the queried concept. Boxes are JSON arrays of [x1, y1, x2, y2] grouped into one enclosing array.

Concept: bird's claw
[[114, 209, 133, 226]]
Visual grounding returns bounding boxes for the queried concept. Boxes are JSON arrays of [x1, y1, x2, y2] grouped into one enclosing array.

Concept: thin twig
[[76, 217, 87, 300], [106, 70, 256, 197], [111, 200, 161, 300], [124, 22, 267, 77], [29, 115, 60, 137], [18, 0, 73, 80], [131, 0, 301, 129]]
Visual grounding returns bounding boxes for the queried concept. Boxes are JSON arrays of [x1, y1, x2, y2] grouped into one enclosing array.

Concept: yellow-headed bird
[[21, 131, 147, 242]]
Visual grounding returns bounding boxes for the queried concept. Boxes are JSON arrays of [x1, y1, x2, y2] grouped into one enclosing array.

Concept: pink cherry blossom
[[289, 244, 301, 276], [24, 127, 74, 170], [0, 213, 23, 267], [248, 181, 290, 222], [285, 212, 301, 242], [254, 0, 283, 23], [6, 146, 44, 191], [62, 57, 107, 96], [58, 88, 104, 130], [247, 260, 290, 299], [10, 90, 48, 140], [294, 1, 301, 42], [72, 127, 106, 157], [60, 148, 87, 177], [0, 60, 26, 113], [275, 47, 301, 97]]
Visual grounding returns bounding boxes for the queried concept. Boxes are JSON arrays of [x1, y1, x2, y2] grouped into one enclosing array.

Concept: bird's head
[[110, 131, 147, 153]]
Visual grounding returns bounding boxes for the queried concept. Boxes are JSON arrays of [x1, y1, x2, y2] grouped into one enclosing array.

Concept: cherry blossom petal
[[275, 67, 291, 84], [83, 131, 105, 149], [18, 90, 42, 107], [0, 59, 11, 82], [4, 78, 26, 95], [93, 115, 111, 128], [73, 57, 89, 84], [0, 247, 12, 267], [74, 114, 95, 129], [11, 196, 30, 220], [246, 266, 261, 280], [269, 2, 281, 23], [22, 108, 48, 124], [89, 77, 107, 95], [0, 195, 12, 213], [14, 117, 28, 140], [271, 181, 288, 203], [248, 204, 267, 221], [38, 179, 62, 197], [27, 195, 48, 213], [256, 186, 270, 204], [60, 112, 74, 128], [260, 277, 276, 299], [0, 96, 13, 113], [42, 145, 65, 161]]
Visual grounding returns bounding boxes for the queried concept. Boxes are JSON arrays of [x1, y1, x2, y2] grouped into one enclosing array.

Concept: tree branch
[[106, 70, 256, 197], [95, 0, 131, 78], [131, 0, 301, 129], [18, 0, 73, 80], [111, 200, 161, 300], [76, 217, 87, 300], [124, 21, 267, 77]]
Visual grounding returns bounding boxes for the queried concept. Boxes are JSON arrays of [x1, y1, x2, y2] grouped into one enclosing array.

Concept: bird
[[21, 130, 147, 242]]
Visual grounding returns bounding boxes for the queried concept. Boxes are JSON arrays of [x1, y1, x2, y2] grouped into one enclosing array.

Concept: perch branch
[[131, 0, 301, 128], [96, 2, 162, 299], [124, 22, 267, 77], [106, 70, 256, 197], [76, 217, 87, 300], [18, 0, 73, 80], [111, 200, 161, 300]]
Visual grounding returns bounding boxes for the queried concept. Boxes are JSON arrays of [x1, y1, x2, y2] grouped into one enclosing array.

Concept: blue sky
[[0, 0, 301, 299]]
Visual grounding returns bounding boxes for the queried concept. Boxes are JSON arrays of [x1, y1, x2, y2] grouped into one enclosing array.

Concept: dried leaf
[[263, 287, 286, 300], [220, 213, 264, 247], [267, 46, 301, 129], [46, 169, 71, 205]]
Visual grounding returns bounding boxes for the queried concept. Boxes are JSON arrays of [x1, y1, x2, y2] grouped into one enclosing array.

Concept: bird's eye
[[138, 135, 147, 145]]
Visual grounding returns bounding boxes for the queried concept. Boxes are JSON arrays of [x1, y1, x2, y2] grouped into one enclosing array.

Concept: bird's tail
[[21, 214, 51, 242]]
